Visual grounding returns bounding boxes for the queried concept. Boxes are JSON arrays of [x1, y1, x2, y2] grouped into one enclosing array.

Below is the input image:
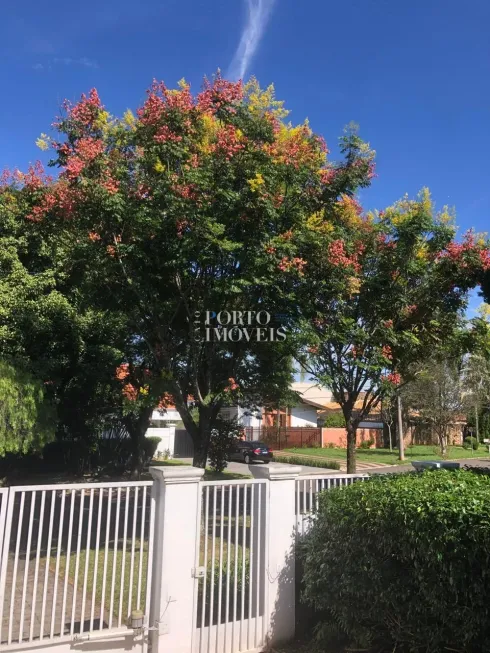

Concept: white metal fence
[[194, 480, 268, 653], [0, 481, 154, 651], [295, 473, 369, 537], [0, 468, 369, 653]]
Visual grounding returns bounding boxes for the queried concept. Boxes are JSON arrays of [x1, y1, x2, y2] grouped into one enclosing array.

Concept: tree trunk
[[439, 429, 448, 458], [126, 406, 153, 480], [192, 405, 213, 468], [346, 421, 357, 474], [397, 393, 405, 461]]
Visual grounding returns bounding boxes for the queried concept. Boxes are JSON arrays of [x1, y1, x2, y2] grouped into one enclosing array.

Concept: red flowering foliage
[[381, 372, 401, 386], [224, 377, 239, 392], [318, 168, 336, 184], [1, 163, 52, 191], [381, 345, 393, 360], [154, 124, 183, 144], [196, 75, 243, 114], [210, 124, 245, 160], [176, 219, 189, 238], [62, 88, 103, 128], [278, 257, 307, 274], [100, 173, 120, 195], [437, 231, 490, 271], [382, 319, 394, 328], [115, 363, 130, 380], [327, 239, 364, 273], [122, 383, 138, 401], [157, 392, 175, 409], [26, 183, 80, 222]]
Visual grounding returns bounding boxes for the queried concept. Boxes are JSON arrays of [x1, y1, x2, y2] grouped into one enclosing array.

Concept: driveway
[[176, 458, 341, 476], [226, 460, 341, 476]]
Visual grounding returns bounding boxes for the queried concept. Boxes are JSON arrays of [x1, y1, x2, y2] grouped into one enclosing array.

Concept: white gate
[[0, 481, 154, 652], [193, 479, 268, 653]]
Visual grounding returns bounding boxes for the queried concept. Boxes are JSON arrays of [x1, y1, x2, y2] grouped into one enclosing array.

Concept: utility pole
[[397, 392, 405, 461]]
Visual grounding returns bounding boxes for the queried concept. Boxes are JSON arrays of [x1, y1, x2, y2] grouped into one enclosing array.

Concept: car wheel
[[264, 461, 270, 464], [244, 453, 251, 464]]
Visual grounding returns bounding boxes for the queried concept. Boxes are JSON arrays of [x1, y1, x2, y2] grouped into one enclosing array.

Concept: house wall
[[290, 405, 318, 427], [321, 427, 383, 448], [219, 406, 262, 427], [146, 426, 176, 456]]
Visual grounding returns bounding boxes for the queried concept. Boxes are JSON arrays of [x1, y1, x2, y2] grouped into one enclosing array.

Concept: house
[[145, 405, 182, 457]]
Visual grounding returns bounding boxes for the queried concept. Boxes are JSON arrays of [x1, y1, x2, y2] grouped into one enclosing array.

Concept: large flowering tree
[[298, 190, 490, 472], [7, 75, 375, 466]]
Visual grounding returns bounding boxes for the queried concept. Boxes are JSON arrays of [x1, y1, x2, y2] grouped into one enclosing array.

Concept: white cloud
[[227, 0, 276, 81], [53, 57, 99, 69], [32, 63, 44, 71]]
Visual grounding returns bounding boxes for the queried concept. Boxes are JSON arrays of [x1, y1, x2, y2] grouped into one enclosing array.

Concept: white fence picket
[[0, 481, 153, 651], [295, 473, 369, 536]]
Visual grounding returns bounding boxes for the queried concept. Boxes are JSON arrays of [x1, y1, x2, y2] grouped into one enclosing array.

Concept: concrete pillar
[[149, 465, 204, 653], [250, 464, 301, 647]]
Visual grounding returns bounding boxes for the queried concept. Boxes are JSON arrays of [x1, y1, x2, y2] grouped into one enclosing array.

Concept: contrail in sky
[[228, 0, 277, 81]]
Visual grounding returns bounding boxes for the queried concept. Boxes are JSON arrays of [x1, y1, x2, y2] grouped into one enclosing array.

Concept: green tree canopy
[[298, 191, 490, 472], [0, 359, 55, 455]]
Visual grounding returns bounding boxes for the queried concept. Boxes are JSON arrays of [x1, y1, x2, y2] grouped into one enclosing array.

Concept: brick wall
[[321, 427, 383, 448]]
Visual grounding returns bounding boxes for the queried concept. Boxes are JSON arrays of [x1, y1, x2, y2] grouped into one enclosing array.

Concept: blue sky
[[1, 0, 489, 308]]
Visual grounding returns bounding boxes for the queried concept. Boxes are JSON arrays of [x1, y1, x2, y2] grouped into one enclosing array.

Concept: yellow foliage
[[415, 241, 429, 260], [477, 304, 490, 321], [333, 194, 362, 227], [35, 134, 49, 151], [123, 109, 136, 127], [418, 187, 433, 214], [346, 276, 361, 296], [247, 173, 265, 192], [154, 159, 165, 173], [306, 211, 334, 234], [244, 77, 289, 119], [198, 114, 218, 153]]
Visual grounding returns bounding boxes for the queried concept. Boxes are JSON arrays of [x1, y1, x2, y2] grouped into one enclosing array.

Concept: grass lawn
[[283, 444, 490, 466]]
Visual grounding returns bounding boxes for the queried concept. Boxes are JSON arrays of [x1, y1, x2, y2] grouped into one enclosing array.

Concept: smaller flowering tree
[[298, 189, 490, 472]]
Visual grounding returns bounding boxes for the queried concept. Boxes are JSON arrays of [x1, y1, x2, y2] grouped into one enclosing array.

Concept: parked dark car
[[229, 440, 273, 464]]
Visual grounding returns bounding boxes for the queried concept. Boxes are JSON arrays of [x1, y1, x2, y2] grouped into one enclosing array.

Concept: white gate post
[[149, 465, 205, 653], [250, 464, 301, 647]]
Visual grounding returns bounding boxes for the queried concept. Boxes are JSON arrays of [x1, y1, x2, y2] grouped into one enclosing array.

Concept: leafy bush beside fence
[[300, 470, 490, 652], [42, 435, 161, 475]]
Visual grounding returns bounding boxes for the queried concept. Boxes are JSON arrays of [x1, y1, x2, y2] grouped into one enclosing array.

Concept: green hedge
[[300, 470, 490, 652], [42, 436, 161, 475], [463, 436, 479, 450], [277, 454, 340, 470], [321, 413, 346, 428]]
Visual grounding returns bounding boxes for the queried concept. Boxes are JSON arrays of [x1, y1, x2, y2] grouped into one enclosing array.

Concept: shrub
[[322, 413, 346, 428], [358, 438, 375, 449], [278, 454, 340, 470], [42, 439, 93, 475], [208, 419, 242, 472], [143, 436, 161, 463], [463, 436, 479, 450], [300, 470, 490, 652]]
